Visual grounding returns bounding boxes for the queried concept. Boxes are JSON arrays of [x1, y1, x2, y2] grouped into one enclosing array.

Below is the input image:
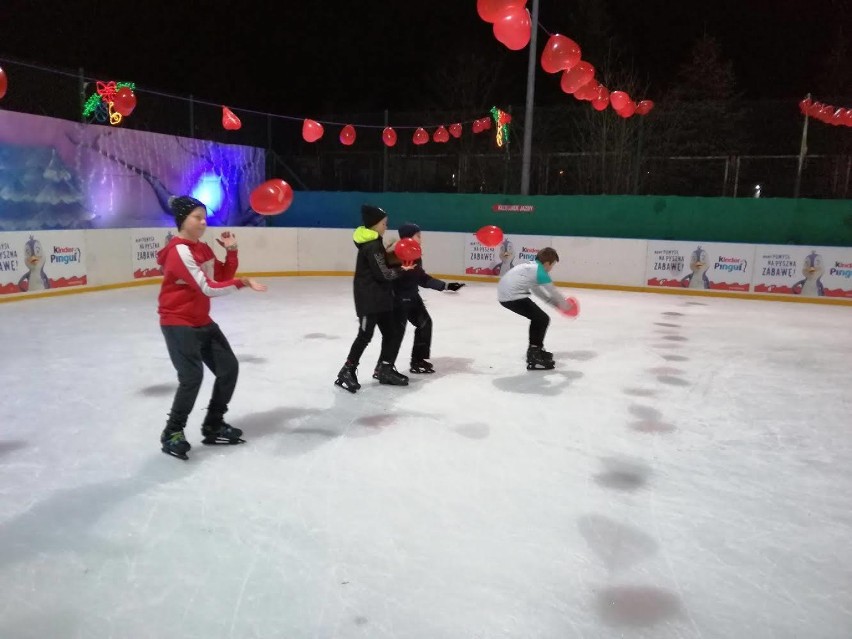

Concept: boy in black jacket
[[335, 205, 413, 393], [390, 223, 465, 374]]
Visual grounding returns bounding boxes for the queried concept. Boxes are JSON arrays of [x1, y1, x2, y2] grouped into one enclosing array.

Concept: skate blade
[[201, 437, 245, 446], [161, 448, 189, 460], [334, 379, 358, 393], [527, 364, 556, 370], [409, 368, 435, 374]]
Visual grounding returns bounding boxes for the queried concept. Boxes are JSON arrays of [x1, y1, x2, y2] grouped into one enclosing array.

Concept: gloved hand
[[446, 282, 465, 292]]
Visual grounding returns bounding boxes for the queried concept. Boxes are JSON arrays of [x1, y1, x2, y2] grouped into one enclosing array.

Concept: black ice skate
[[201, 414, 245, 445], [335, 363, 361, 393], [161, 428, 191, 460], [376, 362, 409, 386], [409, 359, 435, 374], [527, 346, 556, 371]]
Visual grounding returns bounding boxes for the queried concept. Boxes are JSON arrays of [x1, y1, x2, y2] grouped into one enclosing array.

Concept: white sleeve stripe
[[175, 244, 235, 298]]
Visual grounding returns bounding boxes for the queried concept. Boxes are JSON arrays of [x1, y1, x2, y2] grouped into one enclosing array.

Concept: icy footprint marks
[[237, 354, 268, 364], [302, 333, 340, 340], [492, 370, 583, 396], [593, 457, 652, 492], [596, 586, 683, 628], [577, 515, 658, 572], [662, 312, 685, 317], [138, 383, 173, 397], [661, 354, 689, 362], [654, 322, 682, 328], [629, 404, 676, 433], [452, 423, 490, 440], [623, 387, 657, 398]]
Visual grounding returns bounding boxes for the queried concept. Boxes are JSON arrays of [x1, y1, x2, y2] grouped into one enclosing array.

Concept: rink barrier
[[2, 227, 852, 306], [3, 271, 851, 306]]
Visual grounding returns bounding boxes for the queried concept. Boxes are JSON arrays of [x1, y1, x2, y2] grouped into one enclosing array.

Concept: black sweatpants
[[161, 323, 239, 429], [396, 297, 433, 362], [500, 298, 550, 347], [346, 311, 402, 367]]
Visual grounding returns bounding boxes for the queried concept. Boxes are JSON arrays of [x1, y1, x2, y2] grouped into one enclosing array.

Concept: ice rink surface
[[1, 277, 850, 638]]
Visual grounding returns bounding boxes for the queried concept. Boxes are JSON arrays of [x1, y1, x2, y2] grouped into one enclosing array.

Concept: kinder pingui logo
[[714, 256, 747, 273], [51, 245, 81, 265]]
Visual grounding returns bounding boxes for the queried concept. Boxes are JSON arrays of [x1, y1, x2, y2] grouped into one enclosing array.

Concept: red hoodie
[[157, 237, 245, 326]]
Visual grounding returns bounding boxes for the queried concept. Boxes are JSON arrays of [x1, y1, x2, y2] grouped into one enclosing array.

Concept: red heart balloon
[[394, 238, 422, 262], [610, 91, 631, 112], [0, 66, 8, 100], [413, 128, 429, 145], [540, 34, 581, 74], [382, 127, 398, 147], [113, 87, 137, 117], [475, 225, 504, 248], [635, 100, 655, 116], [302, 119, 324, 142], [477, 0, 526, 23], [559, 62, 595, 94], [249, 179, 294, 215], [449, 123, 463, 138], [616, 100, 637, 118], [339, 124, 356, 146], [493, 6, 531, 50], [222, 106, 242, 131], [433, 126, 450, 143], [574, 81, 599, 101]]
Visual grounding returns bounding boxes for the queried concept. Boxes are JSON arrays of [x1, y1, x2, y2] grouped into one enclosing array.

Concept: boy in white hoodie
[[497, 247, 578, 370]]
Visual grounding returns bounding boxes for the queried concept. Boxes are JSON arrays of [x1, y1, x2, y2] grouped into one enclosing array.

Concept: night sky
[[2, 0, 849, 115]]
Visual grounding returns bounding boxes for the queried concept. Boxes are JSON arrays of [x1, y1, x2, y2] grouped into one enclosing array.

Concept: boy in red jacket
[[157, 196, 266, 460]]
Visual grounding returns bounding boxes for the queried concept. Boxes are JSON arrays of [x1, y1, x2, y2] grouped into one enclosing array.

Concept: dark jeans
[[161, 323, 239, 429], [397, 297, 433, 361], [346, 311, 402, 367], [500, 298, 550, 347]]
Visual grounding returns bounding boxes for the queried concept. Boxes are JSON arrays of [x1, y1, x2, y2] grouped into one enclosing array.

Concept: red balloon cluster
[[476, 225, 504, 247], [222, 106, 241, 131], [249, 179, 294, 215], [394, 238, 422, 263], [478, 0, 531, 50], [800, 97, 852, 127]]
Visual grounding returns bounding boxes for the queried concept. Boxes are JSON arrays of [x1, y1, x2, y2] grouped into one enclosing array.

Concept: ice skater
[[157, 195, 267, 460], [335, 204, 414, 393], [497, 247, 579, 370], [388, 222, 465, 375]]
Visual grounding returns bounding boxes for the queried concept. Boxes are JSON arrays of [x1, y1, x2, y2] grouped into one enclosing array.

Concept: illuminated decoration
[[191, 173, 225, 217], [82, 81, 136, 126], [490, 106, 512, 147]]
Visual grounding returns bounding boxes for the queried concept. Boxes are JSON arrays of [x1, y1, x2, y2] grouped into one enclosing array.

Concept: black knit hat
[[361, 204, 388, 229], [398, 223, 421, 239], [169, 195, 207, 229]]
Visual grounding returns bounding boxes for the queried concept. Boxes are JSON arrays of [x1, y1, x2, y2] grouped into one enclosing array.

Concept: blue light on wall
[[190, 173, 225, 218]]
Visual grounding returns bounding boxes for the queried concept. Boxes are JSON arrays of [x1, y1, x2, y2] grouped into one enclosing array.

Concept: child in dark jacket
[[158, 196, 267, 460], [335, 205, 414, 393], [390, 223, 465, 374]]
